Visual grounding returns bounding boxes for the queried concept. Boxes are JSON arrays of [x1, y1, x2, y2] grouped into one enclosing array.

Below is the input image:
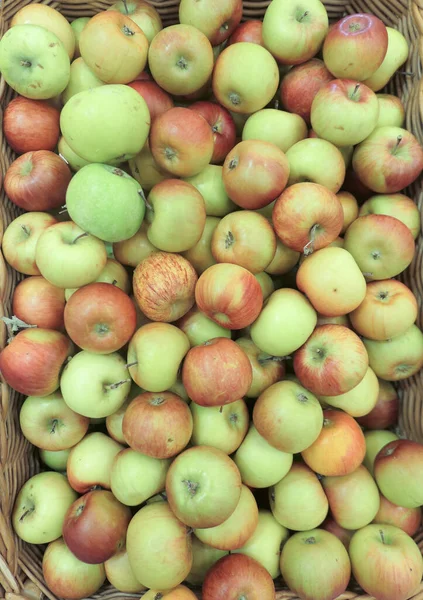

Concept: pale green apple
[[363, 28, 409, 91], [319, 367, 380, 417], [186, 537, 227, 585], [58, 137, 89, 172], [110, 448, 171, 506], [60, 351, 131, 418], [242, 108, 308, 152], [0, 25, 70, 99], [39, 448, 72, 472], [62, 57, 104, 104], [286, 138, 346, 193], [234, 424, 293, 488], [60, 84, 150, 163], [66, 163, 145, 243], [255, 272, 275, 300], [104, 548, 146, 594], [65, 257, 130, 300], [363, 430, 399, 476], [12, 472, 77, 544], [176, 304, 231, 346], [183, 165, 237, 216], [265, 237, 300, 276], [71, 17, 90, 58], [376, 93, 405, 127], [250, 288, 317, 357], [234, 509, 289, 578], [182, 216, 220, 275], [167, 377, 190, 403], [190, 399, 249, 454], [359, 193, 421, 240]]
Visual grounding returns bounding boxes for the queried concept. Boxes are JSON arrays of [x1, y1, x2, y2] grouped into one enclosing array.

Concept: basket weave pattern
[[0, 0, 423, 599]]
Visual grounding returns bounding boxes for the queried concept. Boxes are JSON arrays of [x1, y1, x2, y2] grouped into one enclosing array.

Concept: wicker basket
[[1, 0, 423, 599]]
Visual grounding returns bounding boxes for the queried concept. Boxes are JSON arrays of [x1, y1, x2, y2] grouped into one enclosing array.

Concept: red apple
[[12, 276, 66, 331], [356, 379, 399, 430], [133, 251, 198, 322], [63, 490, 132, 564], [190, 101, 237, 164], [4, 96, 61, 154], [64, 282, 137, 353], [302, 408, 366, 476], [0, 328, 73, 397], [279, 58, 334, 123], [202, 553, 275, 600], [373, 494, 421, 537], [127, 80, 174, 121], [182, 337, 252, 407], [321, 516, 355, 549], [222, 140, 290, 210], [122, 391, 193, 458], [342, 168, 374, 202], [195, 263, 263, 329], [228, 20, 263, 45], [4, 150, 72, 211]]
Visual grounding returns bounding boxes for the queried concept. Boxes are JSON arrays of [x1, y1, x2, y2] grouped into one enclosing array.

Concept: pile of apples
[[1, 0, 423, 599]]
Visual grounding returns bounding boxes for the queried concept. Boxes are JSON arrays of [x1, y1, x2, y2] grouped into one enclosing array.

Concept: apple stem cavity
[[104, 379, 131, 390], [379, 529, 386, 544], [297, 393, 308, 403], [225, 230, 235, 249], [153, 594, 163, 600], [182, 479, 199, 497], [72, 232, 89, 244], [392, 135, 403, 154]]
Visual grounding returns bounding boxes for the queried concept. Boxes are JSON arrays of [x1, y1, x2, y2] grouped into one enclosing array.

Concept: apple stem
[[144, 197, 154, 211], [72, 232, 89, 244], [398, 70, 414, 77], [219, 405, 224, 413], [138, 188, 146, 201], [298, 10, 309, 22], [20, 60, 32, 67], [19, 507, 34, 522], [274, 98, 280, 110], [59, 153, 69, 165], [126, 361, 138, 368], [58, 204, 68, 215], [363, 272, 374, 278], [379, 529, 386, 544], [104, 378, 131, 390], [122, 0, 129, 13], [50, 419, 59, 434], [112, 279, 118, 286], [392, 135, 403, 154], [303, 223, 319, 256], [21, 224, 30, 236]]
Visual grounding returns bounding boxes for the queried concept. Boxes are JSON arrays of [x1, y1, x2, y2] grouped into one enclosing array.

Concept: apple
[[337, 191, 359, 233], [363, 324, 423, 381], [106, 395, 133, 444], [66, 431, 124, 493], [0, 328, 73, 397], [104, 547, 146, 593], [349, 524, 423, 600], [272, 182, 343, 254], [195, 263, 263, 330], [343, 167, 374, 202], [356, 378, 399, 430], [2, 211, 57, 276], [148, 24, 213, 96], [363, 27, 409, 91], [297, 246, 366, 317], [321, 517, 355, 550], [234, 424, 293, 488], [301, 409, 366, 476], [63, 490, 131, 564], [363, 430, 399, 476], [186, 537, 227, 586], [19, 391, 89, 451], [255, 271, 275, 300], [253, 380, 323, 454], [71, 17, 90, 58], [222, 140, 289, 211], [57, 136, 89, 172], [127, 502, 192, 589], [127, 323, 190, 391], [242, 108, 308, 152], [194, 485, 258, 550], [176, 304, 231, 346], [279, 58, 334, 123], [182, 337, 252, 407], [265, 238, 300, 276], [150, 107, 214, 177], [280, 529, 351, 600], [43, 538, 106, 600], [323, 14, 388, 80], [12, 276, 66, 331], [179, 0, 242, 45], [65, 257, 131, 301], [129, 141, 172, 191], [212, 42, 279, 113], [39, 447, 72, 471], [128, 79, 173, 122], [0, 25, 70, 99], [190, 101, 237, 164], [377, 93, 405, 127], [183, 164, 237, 217], [133, 251, 198, 322], [316, 313, 350, 328], [235, 337, 285, 398], [229, 19, 263, 45], [62, 57, 104, 103], [262, 0, 328, 64], [270, 462, 328, 530], [311, 79, 379, 147], [203, 553, 276, 600], [110, 448, 170, 506], [60, 84, 150, 164], [108, 0, 162, 43], [251, 288, 317, 357], [373, 495, 422, 537], [352, 126, 423, 194], [4, 96, 60, 153], [359, 192, 421, 240], [142, 586, 197, 600], [12, 471, 77, 544], [318, 366, 379, 418], [190, 398, 249, 454], [113, 221, 158, 268]]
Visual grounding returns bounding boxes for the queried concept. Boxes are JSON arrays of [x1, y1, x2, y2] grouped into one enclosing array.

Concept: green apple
[[318, 367, 379, 417], [363, 429, 399, 476], [58, 137, 89, 172], [182, 216, 220, 275], [183, 165, 237, 216], [186, 537, 227, 586], [0, 25, 70, 99], [242, 108, 308, 152], [190, 399, 249, 454], [71, 17, 90, 58], [66, 163, 145, 243], [126, 502, 193, 589], [234, 424, 293, 488], [270, 463, 328, 531], [12, 471, 77, 544], [110, 448, 171, 506], [265, 237, 300, 276], [234, 509, 289, 578], [255, 272, 275, 300], [60, 350, 131, 418], [359, 193, 421, 240], [363, 28, 409, 91], [35, 221, 108, 288], [104, 548, 146, 594], [60, 84, 150, 163], [176, 304, 231, 346], [167, 377, 190, 403], [39, 448, 72, 472], [62, 57, 104, 104], [250, 288, 317, 357], [65, 257, 130, 300], [376, 93, 405, 127]]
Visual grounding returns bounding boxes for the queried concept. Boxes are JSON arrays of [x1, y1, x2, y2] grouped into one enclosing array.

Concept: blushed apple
[[190, 101, 237, 164], [363, 429, 399, 476], [113, 221, 158, 268], [108, 0, 162, 43], [373, 495, 422, 537], [356, 379, 399, 430], [359, 193, 420, 240], [235, 337, 285, 398], [265, 238, 300, 276], [179, 0, 242, 45], [321, 517, 355, 550], [229, 19, 263, 45], [12, 276, 65, 331]]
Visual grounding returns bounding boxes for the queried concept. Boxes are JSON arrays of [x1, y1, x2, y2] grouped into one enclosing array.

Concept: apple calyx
[[297, 392, 309, 403], [348, 22, 363, 32], [228, 92, 242, 107], [228, 157, 239, 170], [305, 536, 317, 544], [371, 250, 381, 261], [391, 135, 403, 155], [149, 396, 166, 406], [182, 479, 199, 497], [165, 146, 177, 161], [122, 24, 135, 37], [95, 323, 110, 336], [104, 378, 131, 390], [176, 57, 189, 71], [377, 290, 389, 301], [20, 59, 32, 68], [154, 594, 163, 600], [225, 230, 235, 249], [75, 503, 85, 517]]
